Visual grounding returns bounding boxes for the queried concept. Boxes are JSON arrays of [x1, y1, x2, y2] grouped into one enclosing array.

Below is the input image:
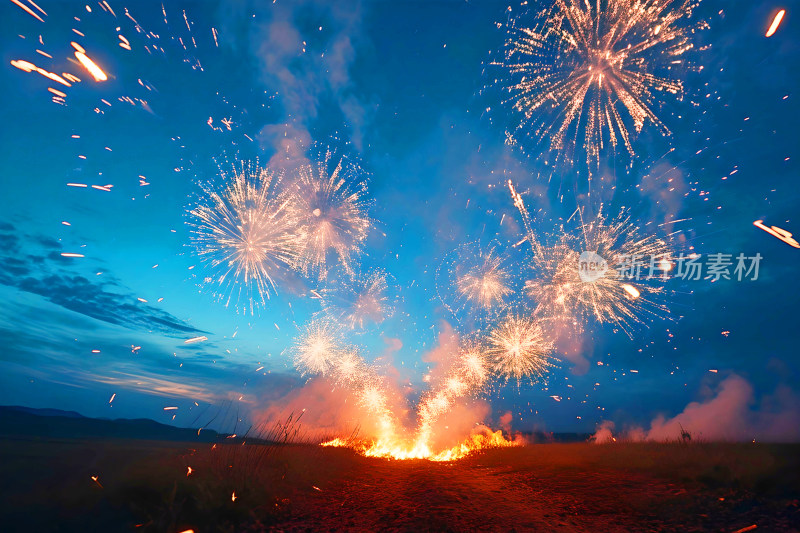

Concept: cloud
[[593, 374, 800, 442], [222, 0, 371, 152], [0, 222, 202, 336], [421, 321, 460, 384]]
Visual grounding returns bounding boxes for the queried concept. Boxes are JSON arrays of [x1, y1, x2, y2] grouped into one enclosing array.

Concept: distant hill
[[2, 405, 87, 419], [0, 405, 220, 443]]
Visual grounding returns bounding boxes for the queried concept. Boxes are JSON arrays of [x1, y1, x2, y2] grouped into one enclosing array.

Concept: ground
[[1, 437, 798, 532]]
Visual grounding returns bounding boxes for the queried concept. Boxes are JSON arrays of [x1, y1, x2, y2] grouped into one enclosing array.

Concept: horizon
[[1, 0, 799, 444]]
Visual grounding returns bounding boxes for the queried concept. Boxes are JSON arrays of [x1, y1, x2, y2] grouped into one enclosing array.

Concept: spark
[[766, 9, 785, 37], [188, 162, 302, 312], [9, 0, 45, 22], [290, 149, 372, 279], [184, 336, 208, 344], [486, 314, 556, 383], [621, 283, 640, 298], [60, 253, 84, 258], [71, 42, 107, 81], [753, 220, 800, 248], [11, 59, 71, 86], [90, 476, 102, 488], [494, 0, 705, 174], [457, 339, 492, 387], [108, 393, 115, 404], [456, 251, 513, 311]]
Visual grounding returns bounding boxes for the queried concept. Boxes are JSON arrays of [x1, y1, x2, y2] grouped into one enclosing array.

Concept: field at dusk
[[2, 0, 799, 530], [2, 422, 799, 531]]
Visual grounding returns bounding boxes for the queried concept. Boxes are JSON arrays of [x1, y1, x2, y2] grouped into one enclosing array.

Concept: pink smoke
[[592, 374, 800, 443]]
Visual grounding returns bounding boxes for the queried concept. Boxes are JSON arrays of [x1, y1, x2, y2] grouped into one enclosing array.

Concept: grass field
[[1, 436, 798, 531]]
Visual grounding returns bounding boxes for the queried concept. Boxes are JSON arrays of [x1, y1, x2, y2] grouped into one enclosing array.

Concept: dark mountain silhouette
[[0, 405, 220, 442]]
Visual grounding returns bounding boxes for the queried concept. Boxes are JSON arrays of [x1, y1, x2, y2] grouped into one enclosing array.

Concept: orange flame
[[322, 427, 520, 462]]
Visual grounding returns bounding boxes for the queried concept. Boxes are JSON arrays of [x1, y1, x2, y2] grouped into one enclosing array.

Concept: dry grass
[[1, 437, 797, 531]]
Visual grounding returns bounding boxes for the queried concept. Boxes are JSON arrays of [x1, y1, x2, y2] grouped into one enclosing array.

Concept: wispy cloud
[[220, 0, 372, 152], [0, 222, 202, 336]]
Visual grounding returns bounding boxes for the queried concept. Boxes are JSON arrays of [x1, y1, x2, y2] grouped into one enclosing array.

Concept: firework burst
[[290, 149, 372, 279], [456, 339, 493, 388], [188, 162, 301, 312], [290, 319, 348, 376], [486, 314, 556, 384], [525, 208, 673, 337], [318, 269, 396, 330], [437, 242, 515, 321], [494, 0, 705, 173]]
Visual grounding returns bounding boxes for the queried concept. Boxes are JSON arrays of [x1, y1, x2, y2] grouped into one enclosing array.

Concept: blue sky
[[1, 0, 799, 437]]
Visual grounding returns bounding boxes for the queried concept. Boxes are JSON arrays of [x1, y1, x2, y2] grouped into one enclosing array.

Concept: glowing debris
[[184, 336, 208, 344], [10, 59, 71, 86], [9, 0, 45, 22], [60, 253, 84, 258], [766, 9, 785, 37], [621, 284, 641, 299], [753, 220, 800, 248], [71, 42, 107, 81]]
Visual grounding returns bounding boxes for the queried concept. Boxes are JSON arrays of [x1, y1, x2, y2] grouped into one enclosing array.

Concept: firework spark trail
[[290, 318, 348, 376], [494, 0, 705, 174], [291, 319, 405, 448], [290, 149, 372, 280], [413, 339, 493, 452], [189, 162, 301, 313]]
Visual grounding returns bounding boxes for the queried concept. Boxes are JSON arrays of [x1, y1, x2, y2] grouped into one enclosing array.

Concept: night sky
[[1, 0, 798, 439]]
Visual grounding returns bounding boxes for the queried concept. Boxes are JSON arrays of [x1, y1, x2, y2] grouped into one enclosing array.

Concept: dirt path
[[273, 456, 695, 531]]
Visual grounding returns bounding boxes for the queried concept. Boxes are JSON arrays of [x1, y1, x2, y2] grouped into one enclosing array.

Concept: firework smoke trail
[[494, 0, 705, 174], [189, 162, 301, 313], [486, 314, 557, 384], [291, 149, 372, 280], [318, 269, 395, 330]]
